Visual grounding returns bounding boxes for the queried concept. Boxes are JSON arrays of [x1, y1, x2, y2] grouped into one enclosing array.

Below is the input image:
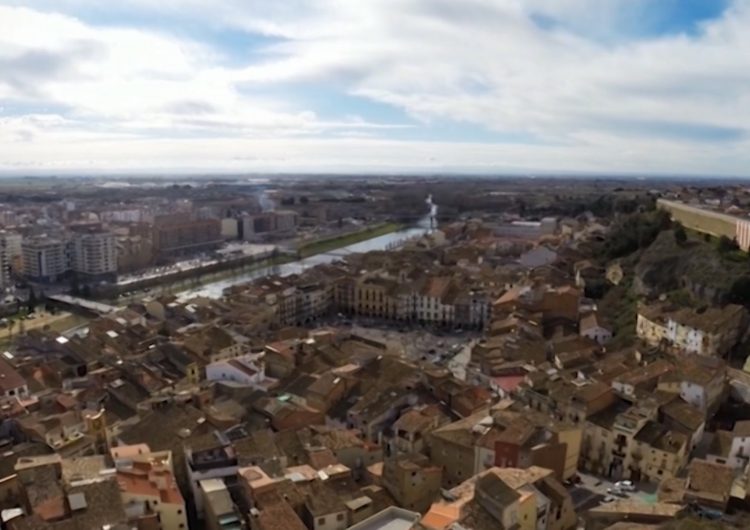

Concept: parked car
[[615, 480, 636, 492], [606, 487, 626, 496]]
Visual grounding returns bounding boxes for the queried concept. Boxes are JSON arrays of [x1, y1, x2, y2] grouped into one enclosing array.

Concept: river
[[177, 221, 432, 300]]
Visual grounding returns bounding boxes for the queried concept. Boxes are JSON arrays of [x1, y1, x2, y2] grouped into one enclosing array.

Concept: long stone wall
[[657, 199, 738, 240]]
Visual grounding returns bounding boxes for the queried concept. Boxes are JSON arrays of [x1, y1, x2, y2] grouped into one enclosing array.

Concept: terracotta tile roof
[[687, 459, 733, 500], [0, 357, 26, 394], [307, 448, 338, 470], [733, 420, 750, 437], [254, 493, 307, 530], [117, 463, 184, 505]]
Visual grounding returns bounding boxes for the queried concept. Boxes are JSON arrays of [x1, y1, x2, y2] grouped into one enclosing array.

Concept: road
[[570, 472, 658, 510], [0, 310, 73, 340]]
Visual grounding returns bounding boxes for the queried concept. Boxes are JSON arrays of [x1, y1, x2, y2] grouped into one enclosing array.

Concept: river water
[[177, 221, 431, 300]]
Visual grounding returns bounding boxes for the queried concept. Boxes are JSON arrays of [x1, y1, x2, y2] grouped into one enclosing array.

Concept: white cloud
[[0, 5, 406, 139], [1, 1, 750, 174]]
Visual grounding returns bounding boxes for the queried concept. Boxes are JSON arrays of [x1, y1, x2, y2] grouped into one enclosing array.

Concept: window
[[337, 513, 344, 521], [318, 517, 326, 526], [177, 509, 182, 515]]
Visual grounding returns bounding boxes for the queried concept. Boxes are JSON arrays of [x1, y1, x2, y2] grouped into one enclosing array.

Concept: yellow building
[[554, 425, 582, 481], [187, 362, 200, 384], [421, 466, 575, 530], [517, 487, 537, 530], [355, 276, 398, 319], [635, 307, 668, 347], [633, 423, 689, 482], [583, 402, 689, 483]]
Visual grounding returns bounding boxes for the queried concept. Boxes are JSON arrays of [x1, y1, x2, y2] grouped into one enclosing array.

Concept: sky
[[1, 0, 749, 176]]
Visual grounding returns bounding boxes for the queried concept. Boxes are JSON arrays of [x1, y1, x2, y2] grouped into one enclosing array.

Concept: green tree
[[517, 198, 527, 217], [27, 290, 38, 313], [673, 222, 687, 245], [718, 235, 740, 254], [729, 276, 750, 306]]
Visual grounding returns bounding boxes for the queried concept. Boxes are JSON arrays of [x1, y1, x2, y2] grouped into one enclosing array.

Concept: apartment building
[[415, 277, 455, 325], [117, 460, 188, 530], [637, 303, 747, 356], [581, 400, 689, 482], [200, 478, 245, 530], [22, 235, 71, 283], [185, 433, 239, 517], [707, 420, 750, 470], [421, 466, 576, 530], [381, 454, 442, 513], [71, 228, 118, 283], [0, 230, 22, 288], [430, 409, 582, 489], [152, 214, 222, 260], [656, 357, 726, 413], [355, 276, 399, 319], [0, 235, 12, 291]]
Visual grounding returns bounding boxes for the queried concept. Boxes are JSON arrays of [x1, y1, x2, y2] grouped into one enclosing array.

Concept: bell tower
[[84, 409, 110, 454]]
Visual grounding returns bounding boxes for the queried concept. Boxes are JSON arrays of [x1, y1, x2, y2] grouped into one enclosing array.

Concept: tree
[[729, 276, 750, 306], [27, 290, 37, 313], [599, 209, 673, 260], [516, 198, 527, 217], [673, 222, 687, 245], [718, 236, 740, 254]]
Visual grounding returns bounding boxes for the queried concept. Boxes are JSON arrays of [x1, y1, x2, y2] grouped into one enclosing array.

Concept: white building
[[638, 303, 746, 356], [200, 478, 243, 530], [71, 229, 117, 282], [415, 278, 455, 325], [185, 435, 238, 517], [0, 233, 15, 290], [206, 354, 266, 388], [579, 312, 612, 345], [22, 236, 70, 283], [0, 231, 22, 265], [221, 218, 239, 239], [709, 421, 750, 470], [100, 208, 145, 223]]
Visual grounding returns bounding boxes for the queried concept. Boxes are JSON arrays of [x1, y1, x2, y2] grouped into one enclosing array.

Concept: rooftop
[[348, 506, 421, 530], [687, 459, 734, 500], [117, 462, 183, 505]]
